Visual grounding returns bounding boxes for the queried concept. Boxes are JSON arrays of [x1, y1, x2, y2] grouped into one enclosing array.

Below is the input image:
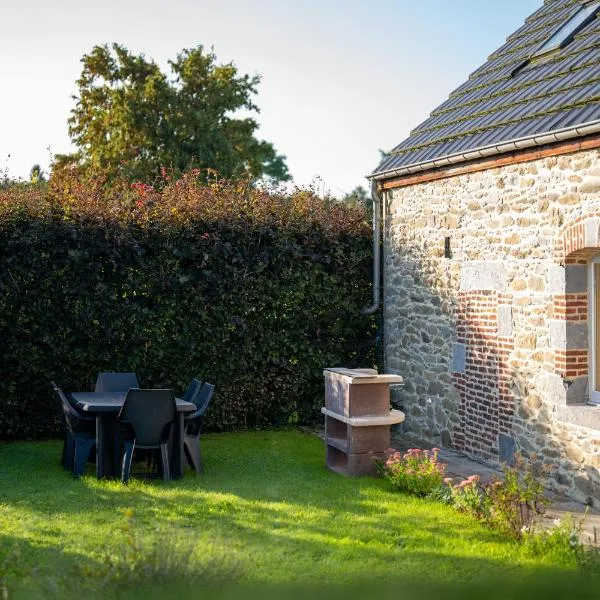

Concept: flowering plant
[[483, 455, 548, 539], [376, 447, 447, 496], [448, 475, 487, 518]]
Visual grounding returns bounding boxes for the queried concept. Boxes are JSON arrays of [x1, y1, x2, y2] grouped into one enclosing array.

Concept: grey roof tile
[[372, 0, 600, 178]]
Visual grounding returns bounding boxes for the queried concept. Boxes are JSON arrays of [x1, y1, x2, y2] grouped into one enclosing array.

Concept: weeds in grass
[[92, 509, 238, 593], [28, 508, 240, 599], [0, 536, 25, 600]]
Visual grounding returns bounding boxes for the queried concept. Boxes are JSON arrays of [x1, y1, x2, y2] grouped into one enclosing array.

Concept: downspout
[[362, 180, 382, 315]]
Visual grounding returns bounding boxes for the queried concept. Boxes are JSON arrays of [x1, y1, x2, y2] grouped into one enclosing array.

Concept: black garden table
[[71, 392, 196, 479]]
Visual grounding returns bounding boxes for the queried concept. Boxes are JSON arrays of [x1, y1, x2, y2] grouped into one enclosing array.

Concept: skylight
[[533, 1, 600, 57]]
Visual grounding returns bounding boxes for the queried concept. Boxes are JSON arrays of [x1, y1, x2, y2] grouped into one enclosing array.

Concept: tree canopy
[[63, 43, 290, 183]]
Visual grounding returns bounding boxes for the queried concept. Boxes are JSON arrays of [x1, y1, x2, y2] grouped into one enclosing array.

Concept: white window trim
[[588, 257, 600, 404]]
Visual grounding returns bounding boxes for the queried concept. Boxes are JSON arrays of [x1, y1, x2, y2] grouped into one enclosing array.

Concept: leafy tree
[[29, 164, 46, 184], [342, 185, 369, 207], [63, 43, 289, 183], [341, 185, 373, 218]]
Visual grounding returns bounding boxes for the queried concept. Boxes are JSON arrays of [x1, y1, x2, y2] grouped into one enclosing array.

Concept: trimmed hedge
[[0, 172, 376, 439]]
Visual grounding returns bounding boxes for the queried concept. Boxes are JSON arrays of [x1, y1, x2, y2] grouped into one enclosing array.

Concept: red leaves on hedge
[[0, 170, 376, 440]]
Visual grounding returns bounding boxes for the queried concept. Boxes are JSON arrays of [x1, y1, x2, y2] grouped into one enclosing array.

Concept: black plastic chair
[[51, 382, 96, 477], [182, 378, 203, 404], [117, 389, 176, 484], [143, 379, 203, 470], [183, 382, 215, 475], [95, 372, 139, 393]]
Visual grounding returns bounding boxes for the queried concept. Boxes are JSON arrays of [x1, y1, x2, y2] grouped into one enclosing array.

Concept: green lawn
[[0, 430, 596, 599]]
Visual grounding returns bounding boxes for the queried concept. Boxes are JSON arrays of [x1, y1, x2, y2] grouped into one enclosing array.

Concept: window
[[588, 256, 600, 404], [533, 1, 600, 58]]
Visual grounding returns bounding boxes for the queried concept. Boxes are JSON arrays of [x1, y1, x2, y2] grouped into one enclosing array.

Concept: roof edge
[[368, 119, 600, 182]]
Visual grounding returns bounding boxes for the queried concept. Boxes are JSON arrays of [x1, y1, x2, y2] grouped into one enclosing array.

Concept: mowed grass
[[0, 430, 594, 598]]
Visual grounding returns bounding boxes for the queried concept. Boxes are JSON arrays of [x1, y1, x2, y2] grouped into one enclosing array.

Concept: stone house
[[368, 0, 600, 504]]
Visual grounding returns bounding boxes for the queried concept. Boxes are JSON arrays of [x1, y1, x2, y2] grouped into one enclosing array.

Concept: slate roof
[[370, 0, 600, 180]]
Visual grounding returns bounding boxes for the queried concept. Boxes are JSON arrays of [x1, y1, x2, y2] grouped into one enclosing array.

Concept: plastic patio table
[[71, 391, 196, 479]]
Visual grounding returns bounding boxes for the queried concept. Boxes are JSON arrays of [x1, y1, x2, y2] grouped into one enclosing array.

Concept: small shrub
[[426, 483, 453, 504], [449, 475, 488, 519], [483, 455, 549, 540], [376, 448, 447, 496], [433, 455, 551, 542]]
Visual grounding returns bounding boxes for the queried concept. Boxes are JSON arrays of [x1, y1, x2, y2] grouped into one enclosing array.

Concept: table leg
[[96, 415, 119, 479], [96, 416, 106, 478], [171, 412, 185, 479]]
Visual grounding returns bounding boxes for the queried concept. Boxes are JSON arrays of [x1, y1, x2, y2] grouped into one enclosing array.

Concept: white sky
[[0, 0, 540, 196]]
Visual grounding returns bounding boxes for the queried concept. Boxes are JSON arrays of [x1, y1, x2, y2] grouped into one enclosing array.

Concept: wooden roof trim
[[380, 132, 600, 190]]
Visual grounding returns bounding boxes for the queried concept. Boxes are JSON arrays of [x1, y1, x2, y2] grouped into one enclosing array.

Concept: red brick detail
[[452, 291, 514, 460], [551, 294, 588, 322], [555, 214, 600, 264], [554, 349, 589, 378]]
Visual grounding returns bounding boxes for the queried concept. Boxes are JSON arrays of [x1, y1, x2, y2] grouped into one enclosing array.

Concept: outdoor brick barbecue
[[322, 368, 405, 476]]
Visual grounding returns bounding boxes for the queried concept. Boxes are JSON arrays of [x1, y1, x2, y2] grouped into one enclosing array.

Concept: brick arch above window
[[555, 215, 600, 265], [550, 215, 599, 391]]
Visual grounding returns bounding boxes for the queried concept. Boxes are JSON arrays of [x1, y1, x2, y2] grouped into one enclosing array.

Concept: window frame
[[588, 256, 600, 405], [532, 2, 600, 59]]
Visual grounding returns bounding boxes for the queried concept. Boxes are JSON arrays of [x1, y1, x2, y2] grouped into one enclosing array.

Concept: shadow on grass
[[0, 431, 592, 596]]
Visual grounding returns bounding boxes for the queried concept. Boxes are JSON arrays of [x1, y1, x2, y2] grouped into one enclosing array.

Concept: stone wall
[[384, 148, 600, 504]]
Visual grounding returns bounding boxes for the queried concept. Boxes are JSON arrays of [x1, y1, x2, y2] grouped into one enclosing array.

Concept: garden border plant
[[376, 447, 599, 566]]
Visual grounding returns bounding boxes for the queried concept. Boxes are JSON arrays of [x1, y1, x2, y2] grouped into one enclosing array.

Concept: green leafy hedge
[[0, 173, 376, 439]]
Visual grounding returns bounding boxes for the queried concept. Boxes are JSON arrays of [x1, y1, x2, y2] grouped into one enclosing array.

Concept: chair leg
[[64, 434, 75, 472], [184, 436, 203, 475], [121, 440, 136, 484], [73, 438, 95, 477], [61, 435, 67, 467], [160, 442, 170, 483]]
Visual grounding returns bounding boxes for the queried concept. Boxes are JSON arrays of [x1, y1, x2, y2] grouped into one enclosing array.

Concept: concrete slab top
[[321, 407, 406, 426], [323, 368, 403, 385]]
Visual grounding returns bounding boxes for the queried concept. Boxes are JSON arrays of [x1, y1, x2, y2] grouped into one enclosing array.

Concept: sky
[[0, 0, 541, 196]]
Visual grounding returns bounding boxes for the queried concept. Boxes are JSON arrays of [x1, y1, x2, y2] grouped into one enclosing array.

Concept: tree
[[341, 185, 372, 218], [29, 164, 46, 184], [63, 43, 290, 183], [341, 185, 368, 207]]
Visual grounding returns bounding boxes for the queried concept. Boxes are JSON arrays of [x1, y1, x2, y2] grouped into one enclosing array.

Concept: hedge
[[0, 172, 376, 439]]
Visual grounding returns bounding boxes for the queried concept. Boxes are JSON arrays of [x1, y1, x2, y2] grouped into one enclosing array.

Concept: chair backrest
[[181, 378, 203, 404], [185, 383, 214, 437], [193, 382, 215, 417], [95, 372, 139, 393], [51, 381, 91, 435], [117, 389, 176, 446]]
